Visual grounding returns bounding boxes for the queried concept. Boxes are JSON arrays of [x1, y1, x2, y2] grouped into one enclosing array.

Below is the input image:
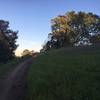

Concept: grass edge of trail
[[0, 58, 21, 76], [0, 56, 32, 77], [26, 47, 100, 100]]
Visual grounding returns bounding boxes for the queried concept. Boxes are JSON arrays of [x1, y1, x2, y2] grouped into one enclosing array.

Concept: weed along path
[[0, 57, 33, 100]]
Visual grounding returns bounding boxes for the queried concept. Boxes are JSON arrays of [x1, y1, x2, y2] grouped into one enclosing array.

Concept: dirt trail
[[0, 57, 33, 100]]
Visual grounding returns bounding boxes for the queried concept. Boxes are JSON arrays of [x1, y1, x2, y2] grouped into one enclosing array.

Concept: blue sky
[[0, 0, 100, 56]]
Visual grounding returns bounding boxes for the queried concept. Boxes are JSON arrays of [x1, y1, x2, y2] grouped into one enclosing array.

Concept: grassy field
[[0, 58, 21, 76], [27, 45, 100, 100]]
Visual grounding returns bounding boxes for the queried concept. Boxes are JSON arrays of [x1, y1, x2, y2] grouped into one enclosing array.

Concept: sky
[[0, 0, 100, 56]]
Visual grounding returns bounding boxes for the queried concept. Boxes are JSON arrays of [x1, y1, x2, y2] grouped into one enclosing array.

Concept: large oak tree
[[43, 11, 100, 51]]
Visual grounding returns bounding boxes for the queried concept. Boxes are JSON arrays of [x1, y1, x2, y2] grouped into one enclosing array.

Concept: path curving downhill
[[0, 57, 33, 100]]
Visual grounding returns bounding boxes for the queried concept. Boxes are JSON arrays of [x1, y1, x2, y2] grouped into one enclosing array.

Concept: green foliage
[[27, 45, 100, 100], [0, 20, 18, 63], [90, 34, 100, 44], [43, 11, 100, 51]]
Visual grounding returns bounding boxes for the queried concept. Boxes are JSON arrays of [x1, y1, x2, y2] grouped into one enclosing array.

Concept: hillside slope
[[27, 45, 100, 100]]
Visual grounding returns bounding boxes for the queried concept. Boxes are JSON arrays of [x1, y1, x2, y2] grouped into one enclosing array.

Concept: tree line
[[0, 11, 100, 63], [41, 11, 100, 52]]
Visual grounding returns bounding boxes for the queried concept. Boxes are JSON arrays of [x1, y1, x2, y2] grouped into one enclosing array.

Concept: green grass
[[27, 46, 100, 100], [0, 55, 33, 77], [0, 58, 21, 76]]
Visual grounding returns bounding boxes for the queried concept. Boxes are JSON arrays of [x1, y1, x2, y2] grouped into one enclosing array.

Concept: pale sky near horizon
[[0, 0, 100, 56]]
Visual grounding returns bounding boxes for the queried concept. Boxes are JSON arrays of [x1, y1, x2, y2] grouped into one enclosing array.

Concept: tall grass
[[0, 58, 20, 76], [27, 46, 100, 100]]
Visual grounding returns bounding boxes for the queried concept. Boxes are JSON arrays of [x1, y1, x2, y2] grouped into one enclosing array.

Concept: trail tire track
[[0, 57, 33, 100]]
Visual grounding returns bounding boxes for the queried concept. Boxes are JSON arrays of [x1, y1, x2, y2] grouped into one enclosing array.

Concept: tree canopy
[[42, 11, 100, 51], [21, 49, 31, 57], [0, 20, 18, 63]]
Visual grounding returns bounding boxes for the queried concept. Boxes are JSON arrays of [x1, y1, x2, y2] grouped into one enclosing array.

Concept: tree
[[90, 34, 100, 44], [21, 49, 31, 57], [44, 11, 100, 50], [0, 20, 18, 63]]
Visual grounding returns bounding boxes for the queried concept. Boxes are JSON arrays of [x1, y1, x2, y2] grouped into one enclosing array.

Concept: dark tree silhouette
[[0, 20, 18, 63]]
